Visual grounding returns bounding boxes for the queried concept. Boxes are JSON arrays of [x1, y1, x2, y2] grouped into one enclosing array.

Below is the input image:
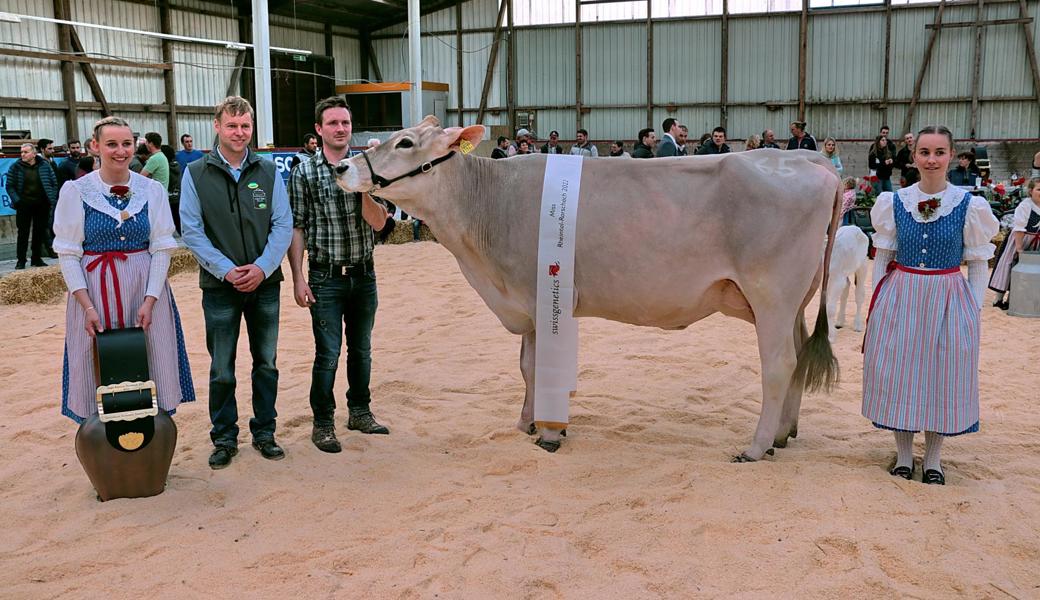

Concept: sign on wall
[[0, 158, 17, 217]]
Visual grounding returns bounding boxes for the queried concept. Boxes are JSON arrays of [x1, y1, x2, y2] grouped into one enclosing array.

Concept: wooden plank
[[970, 0, 985, 139], [476, 0, 508, 125], [640, 0, 648, 128], [54, 0, 78, 141], [798, 0, 808, 122], [68, 28, 111, 116], [507, 0, 516, 133], [160, 0, 178, 146], [226, 51, 248, 98], [456, 1, 464, 126], [925, 17, 1031, 29], [575, 0, 583, 130], [902, 0, 946, 136], [882, 0, 892, 124], [0, 48, 171, 70], [368, 35, 384, 82], [1018, 0, 1040, 137], [720, 0, 729, 129], [0, 97, 214, 114]]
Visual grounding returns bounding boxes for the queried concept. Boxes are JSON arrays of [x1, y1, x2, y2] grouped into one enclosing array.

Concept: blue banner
[[257, 151, 298, 184], [0, 158, 18, 216]]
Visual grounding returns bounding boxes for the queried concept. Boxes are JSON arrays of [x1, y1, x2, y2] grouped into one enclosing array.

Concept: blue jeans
[[873, 177, 893, 194], [202, 282, 281, 447], [308, 263, 378, 426]]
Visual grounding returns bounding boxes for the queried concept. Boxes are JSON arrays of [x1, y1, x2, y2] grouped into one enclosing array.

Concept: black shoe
[[208, 445, 238, 470], [347, 411, 389, 435], [252, 438, 285, 460], [30, 258, 47, 267], [312, 424, 342, 453], [923, 469, 946, 485], [15, 260, 26, 270], [45, 249, 58, 259], [997, 300, 1010, 311], [889, 464, 914, 480]]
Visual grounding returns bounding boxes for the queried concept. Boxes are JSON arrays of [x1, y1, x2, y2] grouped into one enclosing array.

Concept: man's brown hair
[[214, 96, 255, 121]]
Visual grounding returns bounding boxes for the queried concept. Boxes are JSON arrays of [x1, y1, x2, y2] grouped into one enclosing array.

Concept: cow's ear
[[438, 125, 485, 154]]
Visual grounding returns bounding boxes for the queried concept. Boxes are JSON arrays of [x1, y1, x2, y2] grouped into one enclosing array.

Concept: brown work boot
[[346, 411, 389, 435], [311, 423, 342, 453]]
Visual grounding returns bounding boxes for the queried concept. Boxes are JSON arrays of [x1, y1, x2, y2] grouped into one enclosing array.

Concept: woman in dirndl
[[53, 116, 195, 422], [862, 125, 999, 486], [988, 178, 1040, 310]]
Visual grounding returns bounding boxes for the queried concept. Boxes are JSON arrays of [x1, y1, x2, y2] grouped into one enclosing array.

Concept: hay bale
[[0, 248, 199, 305], [382, 220, 437, 245]]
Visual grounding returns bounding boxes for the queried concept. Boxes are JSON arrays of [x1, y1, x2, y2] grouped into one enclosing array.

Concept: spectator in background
[[745, 134, 762, 150], [948, 152, 980, 188], [632, 128, 656, 158], [491, 136, 510, 159], [609, 140, 629, 158], [879, 124, 890, 139], [140, 132, 170, 190], [786, 121, 817, 151], [1032, 150, 1040, 178], [761, 129, 781, 149], [161, 144, 182, 234], [290, 133, 319, 170], [176, 133, 204, 171], [509, 128, 532, 157], [540, 130, 565, 155], [656, 118, 681, 157], [57, 139, 83, 186], [696, 127, 731, 155], [37, 138, 57, 169], [5, 143, 58, 269], [868, 135, 895, 193], [894, 132, 920, 188], [75, 155, 96, 179], [516, 140, 532, 155], [35, 138, 60, 257], [820, 137, 843, 176], [677, 125, 689, 155], [131, 143, 148, 173], [570, 129, 598, 157]]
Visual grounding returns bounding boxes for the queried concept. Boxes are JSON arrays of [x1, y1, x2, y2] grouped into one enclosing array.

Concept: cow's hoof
[[789, 424, 799, 439], [536, 437, 561, 453], [773, 436, 788, 449], [732, 448, 775, 463], [561, 429, 567, 437], [527, 423, 537, 435]]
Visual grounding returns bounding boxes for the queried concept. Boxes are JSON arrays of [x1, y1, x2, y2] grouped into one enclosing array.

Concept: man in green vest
[[180, 96, 293, 470]]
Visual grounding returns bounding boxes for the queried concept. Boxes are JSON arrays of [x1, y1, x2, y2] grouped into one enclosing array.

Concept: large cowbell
[[75, 327, 177, 501]]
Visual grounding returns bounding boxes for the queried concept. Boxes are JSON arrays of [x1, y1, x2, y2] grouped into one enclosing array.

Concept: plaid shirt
[[288, 149, 374, 266]]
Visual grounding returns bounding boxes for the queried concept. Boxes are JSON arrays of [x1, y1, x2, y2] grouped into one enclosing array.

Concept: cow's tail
[[793, 179, 842, 393]]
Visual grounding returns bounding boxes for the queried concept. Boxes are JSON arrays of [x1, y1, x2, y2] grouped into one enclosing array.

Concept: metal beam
[[797, 0, 808, 122], [646, 0, 653, 129], [456, 1, 464, 126], [476, 0, 508, 125], [882, 0, 892, 124], [507, 0, 516, 132], [226, 50, 248, 98], [408, 0, 422, 126], [720, 0, 729, 129], [903, 0, 946, 136], [576, 0, 583, 130]]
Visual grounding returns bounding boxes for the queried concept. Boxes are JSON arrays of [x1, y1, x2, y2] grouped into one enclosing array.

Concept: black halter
[[361, 150, 456, 192]]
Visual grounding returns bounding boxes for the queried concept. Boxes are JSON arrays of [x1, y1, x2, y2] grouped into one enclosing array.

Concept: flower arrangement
[[854, 176, 879, 208], [917, 197, 941, 219]]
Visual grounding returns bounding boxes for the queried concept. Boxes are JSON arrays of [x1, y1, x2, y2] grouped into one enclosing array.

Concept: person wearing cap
[[508, 128, 533, 157]]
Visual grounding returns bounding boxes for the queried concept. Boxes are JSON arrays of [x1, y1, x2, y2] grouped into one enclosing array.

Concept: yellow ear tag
[[459, 140, 474, 155], [118, 432, 144, 450]]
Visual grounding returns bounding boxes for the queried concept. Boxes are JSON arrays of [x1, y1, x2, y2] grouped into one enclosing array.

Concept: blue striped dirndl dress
[[861, 191, 980, 436]]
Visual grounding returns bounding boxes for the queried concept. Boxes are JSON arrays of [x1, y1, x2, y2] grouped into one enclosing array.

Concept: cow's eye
[[396, 138, 414, 149]]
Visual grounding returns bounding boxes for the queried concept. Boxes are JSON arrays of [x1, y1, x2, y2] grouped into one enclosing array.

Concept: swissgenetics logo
[[548, 261, 562, 335], [548, 261, 560, 277]]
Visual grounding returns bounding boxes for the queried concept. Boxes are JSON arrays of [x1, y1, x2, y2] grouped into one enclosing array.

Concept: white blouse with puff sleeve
[[868, 184, 999, 261], [53, 171, 177, 298], [1011, 198, 1038, 234]]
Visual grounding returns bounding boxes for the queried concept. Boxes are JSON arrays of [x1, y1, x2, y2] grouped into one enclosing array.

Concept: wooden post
[[476, 0, 508, 124], [797, 0, 808, 123], [360, 30, 371, 81], [226, 51, 248, 98], [324, 23, 334, 58], [68, 29, 111, 116], [721, 0, 729, 129], [1017, 0, 1040, 137], [902, 0, 946, 136], [456, 1, 464, 126], [969, 0, 985, 140], [53, 0, 78, 141], [646, 0, 653, 129], [507, 0, 516, 134], [159, 0, 177, 146], [882, 0, 892, 126], [575, 0, 583, 130]]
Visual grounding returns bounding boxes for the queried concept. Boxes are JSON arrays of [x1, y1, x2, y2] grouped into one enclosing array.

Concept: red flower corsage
[[917, 197, 941, 219], [110, 185, 131, 198]]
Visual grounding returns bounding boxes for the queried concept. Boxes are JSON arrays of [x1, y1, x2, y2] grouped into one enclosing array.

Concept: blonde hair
[[821, 137, 838, 157], [92, 116, 131, 141], [214, 96, 255, 121], [842, 176, 856, 190], [1027, 177, 1040, 194], [744, 134, 761, 150]]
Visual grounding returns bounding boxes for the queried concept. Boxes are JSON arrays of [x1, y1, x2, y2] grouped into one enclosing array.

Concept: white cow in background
[[336, 116, 843, 462], [826, 226, 870, 342]]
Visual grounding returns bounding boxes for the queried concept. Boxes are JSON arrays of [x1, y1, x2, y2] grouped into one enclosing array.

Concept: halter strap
[[361, 150, 456, 192]]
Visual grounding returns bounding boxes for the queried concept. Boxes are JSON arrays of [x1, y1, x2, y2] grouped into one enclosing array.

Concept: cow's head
[[335, 115, 484, 201]]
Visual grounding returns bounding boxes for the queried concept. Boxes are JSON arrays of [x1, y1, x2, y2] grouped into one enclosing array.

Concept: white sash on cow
[[534, 154, 583, 429]]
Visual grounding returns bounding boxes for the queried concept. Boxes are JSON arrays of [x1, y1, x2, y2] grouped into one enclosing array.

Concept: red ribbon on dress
[[84, 249, 145, 329], [861, 261, 961, 353], [1024, 232, 1040, 252]]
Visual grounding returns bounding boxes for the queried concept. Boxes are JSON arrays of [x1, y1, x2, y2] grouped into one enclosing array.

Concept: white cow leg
[[737, 315, 798, 462], [775, 314, 809, 448], [516, 330, 537, 435], [837, 278, 851, 329], [852, 261, 869, 331]]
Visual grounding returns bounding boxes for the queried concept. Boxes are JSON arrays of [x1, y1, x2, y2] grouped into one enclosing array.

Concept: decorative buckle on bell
[[95, 380, 158, 423], [420, 162, 433, 173]]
